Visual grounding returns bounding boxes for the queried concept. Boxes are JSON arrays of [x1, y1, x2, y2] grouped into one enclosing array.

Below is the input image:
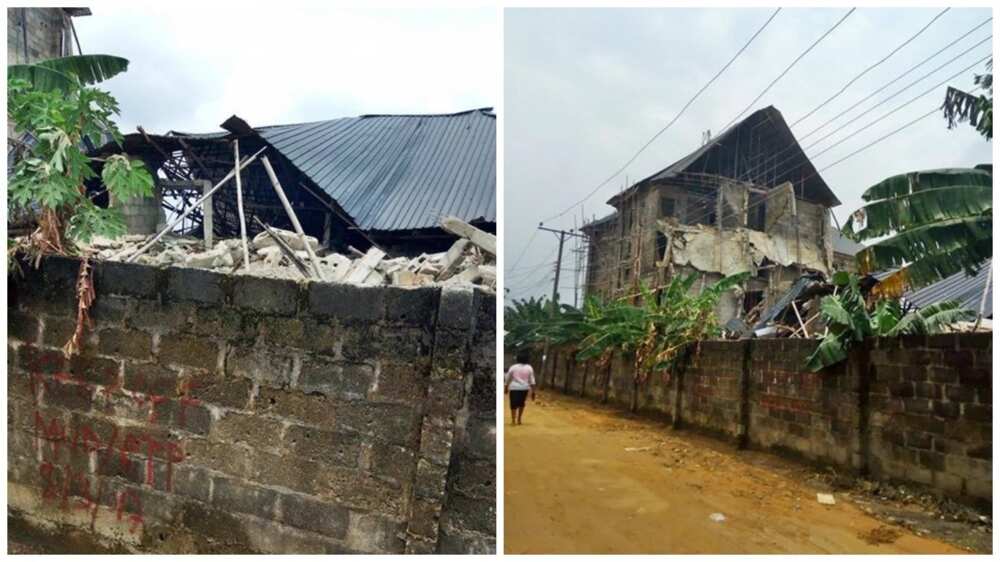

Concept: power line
[[507, 228, 539, 273], [818, 106, 941, 172], [539, 7, 782, 224], [735, 45, 992, 188], [809, 54, 991, 159], [790, 7, 950, 128], [805, 40, 991, 153], [719, 8, 857, 132], [735, 33, 991, 186], [797, 17, 992, 142]]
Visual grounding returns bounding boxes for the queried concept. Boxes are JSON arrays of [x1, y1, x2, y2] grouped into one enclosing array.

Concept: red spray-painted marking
[[115, 489, 144, 534], [25, 359, 198, 532]]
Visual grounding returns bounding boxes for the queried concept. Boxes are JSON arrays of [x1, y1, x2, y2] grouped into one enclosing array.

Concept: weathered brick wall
[[681, 341, 745, 439], [7, 256, 495, 554], [544, 334, 991, 505], [747, 339, 860, 468], [867, 334, 992, 500]]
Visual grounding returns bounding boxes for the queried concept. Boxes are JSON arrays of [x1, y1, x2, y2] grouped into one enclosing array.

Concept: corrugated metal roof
[[257, 108, 495, 231], [904, 259, 992, 315]]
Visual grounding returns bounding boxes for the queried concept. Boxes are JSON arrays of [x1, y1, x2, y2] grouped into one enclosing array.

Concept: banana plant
[[575, 272, 750, 381], [843, 167, 992, 292], [806, 272, 976, 371]]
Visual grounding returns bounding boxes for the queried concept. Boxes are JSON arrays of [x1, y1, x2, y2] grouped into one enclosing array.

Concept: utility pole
[[538, 223, 587, 308]]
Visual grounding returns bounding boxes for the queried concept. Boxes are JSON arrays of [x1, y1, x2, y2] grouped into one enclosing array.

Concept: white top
[[505, 363, 535, 391]]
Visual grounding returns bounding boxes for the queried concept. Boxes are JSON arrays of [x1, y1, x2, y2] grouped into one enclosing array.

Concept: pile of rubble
[[82, 217, 496, 292]]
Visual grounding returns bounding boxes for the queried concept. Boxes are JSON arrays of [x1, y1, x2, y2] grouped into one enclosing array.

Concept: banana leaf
[[8, 54, 129, 92], [888, 301, 977, 336], [861, 168, 992, 202], [844, 184, 992, 241]]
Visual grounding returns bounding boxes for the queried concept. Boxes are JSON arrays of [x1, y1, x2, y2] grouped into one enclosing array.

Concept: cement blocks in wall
[[547, 333, 992, 505], [7, 256, 495, 553]]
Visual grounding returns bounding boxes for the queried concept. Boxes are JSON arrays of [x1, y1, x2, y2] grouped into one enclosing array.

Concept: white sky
[[504, 7, 994, 304], [73, 3, 498, 133]]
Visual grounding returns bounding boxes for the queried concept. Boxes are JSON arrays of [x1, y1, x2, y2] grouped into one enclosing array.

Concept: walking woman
[[504, 350, 536, 425]]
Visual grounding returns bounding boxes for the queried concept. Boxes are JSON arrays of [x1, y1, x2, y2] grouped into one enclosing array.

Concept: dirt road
[[504, 392, 968, 555]]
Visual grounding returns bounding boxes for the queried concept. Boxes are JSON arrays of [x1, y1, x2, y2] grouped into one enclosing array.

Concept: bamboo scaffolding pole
[[260, 156, 325, 281], [233, 139, 250, 269]]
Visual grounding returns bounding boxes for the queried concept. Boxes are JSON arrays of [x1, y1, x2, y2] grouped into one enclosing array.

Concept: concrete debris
[[440, 215, 496, 256], [251, 228, 321, 253], [659, 221, 829, 276], [76, 221, 496, 292]]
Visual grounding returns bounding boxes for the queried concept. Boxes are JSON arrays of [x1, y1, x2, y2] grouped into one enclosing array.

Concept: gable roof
[[610, 106, 840, 208]]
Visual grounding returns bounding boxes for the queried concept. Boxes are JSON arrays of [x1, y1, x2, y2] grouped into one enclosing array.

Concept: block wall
[[7, 256, 496, 553], [541, 333, 991, 505]]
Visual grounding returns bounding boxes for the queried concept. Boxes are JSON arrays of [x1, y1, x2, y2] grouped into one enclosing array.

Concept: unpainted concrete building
[[6, 7, 88, 65], [581, 106, 842, 323]]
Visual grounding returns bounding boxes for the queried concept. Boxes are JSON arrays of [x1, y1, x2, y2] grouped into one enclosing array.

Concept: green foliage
[[505, 272, 749, 381], [7, 55, 153, 247], [941, 58, 992, 140], [805, 273, 976, 371], [8, 54, 129, 93], [844, 168, 992, 289]]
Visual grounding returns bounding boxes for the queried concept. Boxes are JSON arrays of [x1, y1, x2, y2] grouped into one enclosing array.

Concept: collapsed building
[[10, 109, 498, 553], [88, 108, 496, 256], [581, 106, 843, 324]]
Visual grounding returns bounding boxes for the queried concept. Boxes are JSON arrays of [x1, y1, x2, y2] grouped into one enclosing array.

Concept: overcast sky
[[74, 4, 497, 133], [504, 7, 993, 304]]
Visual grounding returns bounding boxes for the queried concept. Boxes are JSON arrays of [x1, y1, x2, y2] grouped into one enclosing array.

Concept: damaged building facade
[[582, 106, 842, 323], [89, 108, 496, 256]]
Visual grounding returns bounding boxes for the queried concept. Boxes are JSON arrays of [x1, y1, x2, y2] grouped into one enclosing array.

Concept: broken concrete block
[[437, 239, 470, 281], [440, 216, 495, 256], [361, 269, 385, 287], [376, 257, 408, 274], [478, 265, 496, 285], [418, 262, 442, 276], [343, 247, 387, 284], [185, 245, 236, 270], [321, 253, 352, 282], [391, 269, 420, 287], [252, 227, 321, 253], [443, 265, 481, 286]]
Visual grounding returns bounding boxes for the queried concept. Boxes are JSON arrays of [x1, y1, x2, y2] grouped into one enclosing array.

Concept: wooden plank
[[440, 216, 496, 256], [260, 156, 324, 281]]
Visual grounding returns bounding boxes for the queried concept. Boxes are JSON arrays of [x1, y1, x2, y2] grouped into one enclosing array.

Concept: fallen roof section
[[902, 259, 992, 316], [93, 108, 496, 234]]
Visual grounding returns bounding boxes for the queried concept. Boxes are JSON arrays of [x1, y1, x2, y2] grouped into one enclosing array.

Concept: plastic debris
[[817, 493, 836, 505]]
